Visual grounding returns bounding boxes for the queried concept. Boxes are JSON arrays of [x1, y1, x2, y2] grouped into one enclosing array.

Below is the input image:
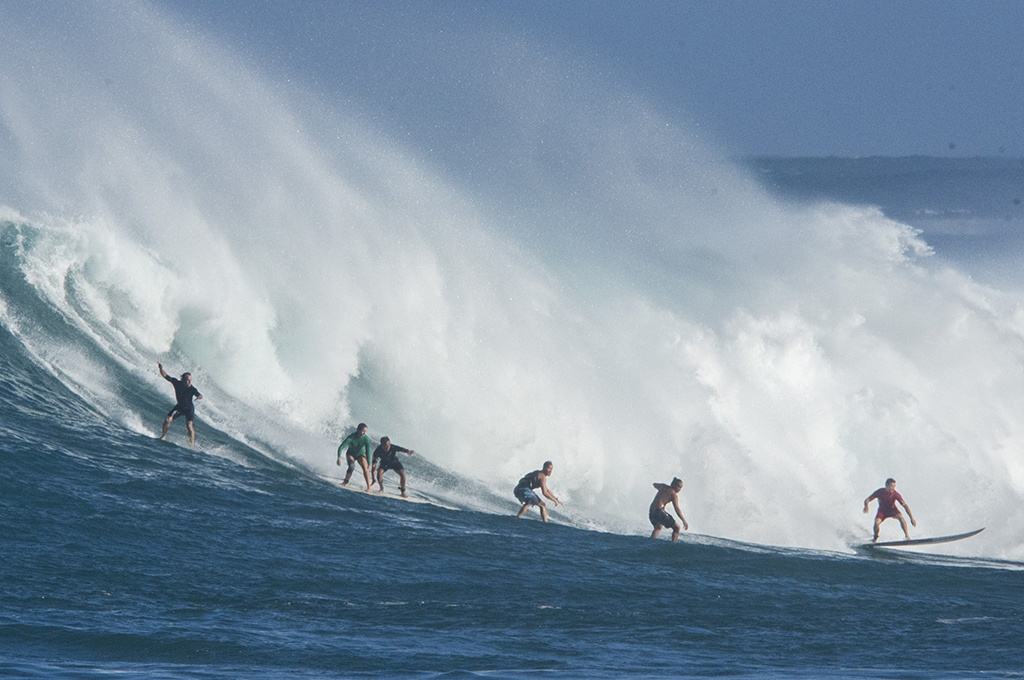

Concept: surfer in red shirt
[[863, 477, 916, 542]]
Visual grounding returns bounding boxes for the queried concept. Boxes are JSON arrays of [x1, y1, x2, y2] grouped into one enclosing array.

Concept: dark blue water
[[3, 302, 1024, 678], [4, 1, 1024, 674]]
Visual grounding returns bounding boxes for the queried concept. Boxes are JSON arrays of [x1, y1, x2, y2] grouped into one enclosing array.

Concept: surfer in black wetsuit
[[514, 461, 562, 522], [371, 436, 415, 497], [158, 363, 203, 446]]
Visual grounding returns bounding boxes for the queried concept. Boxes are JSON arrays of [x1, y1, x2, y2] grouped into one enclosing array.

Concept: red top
[[869, 488, 905, 518]]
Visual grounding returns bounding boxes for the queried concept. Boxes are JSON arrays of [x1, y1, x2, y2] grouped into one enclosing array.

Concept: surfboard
[[320, 475, 460, 511], [859, 527, 984, 549], [372, 488, 460, 511]]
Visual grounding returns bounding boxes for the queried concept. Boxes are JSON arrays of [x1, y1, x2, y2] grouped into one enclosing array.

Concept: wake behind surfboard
[[858, 527, 984, 549]]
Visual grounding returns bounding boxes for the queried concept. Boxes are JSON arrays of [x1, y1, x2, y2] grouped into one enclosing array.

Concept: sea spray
[[1, 1, 1023, 558]]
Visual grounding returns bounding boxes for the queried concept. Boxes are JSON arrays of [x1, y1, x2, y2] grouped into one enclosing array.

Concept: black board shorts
[[649, 507, 678, 530], [166, 403, 195, 423], [379, 459, 404, 473]]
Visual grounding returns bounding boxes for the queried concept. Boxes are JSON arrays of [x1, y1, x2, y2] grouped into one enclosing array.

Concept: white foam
[[1, 1, 1023, 559]]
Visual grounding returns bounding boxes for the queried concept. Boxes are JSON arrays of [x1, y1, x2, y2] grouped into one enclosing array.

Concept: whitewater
[[2, 2, 1024, 677]]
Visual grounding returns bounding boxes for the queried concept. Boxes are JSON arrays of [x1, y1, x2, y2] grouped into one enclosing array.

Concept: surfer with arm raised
[[649, 477, 688, 542], [863, 477, 916, 542], [514, 461, 562, 522], [158, 363, 203, 446], [337, 423, 374, 492], [371, 436, 415, 497]]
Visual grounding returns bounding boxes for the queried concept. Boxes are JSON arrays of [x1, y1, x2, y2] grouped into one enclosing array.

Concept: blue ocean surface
[[3, 321, 1024, 678], [4, 3, 1024, 678]]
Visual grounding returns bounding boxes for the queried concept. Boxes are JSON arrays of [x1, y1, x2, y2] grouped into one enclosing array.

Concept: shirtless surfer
[[863, 477, 916, 542], [514, 461, 562, 522], [371, 436, 415, 497], [649, 478, 688, 542], [158, 363, 203, 446], [337, 423, 374, 491]]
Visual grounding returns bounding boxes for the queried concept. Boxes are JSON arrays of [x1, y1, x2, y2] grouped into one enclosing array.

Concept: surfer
[[863, 477, 916, 542], [337, 423, 374, 491], [649, 478, 688, 542], [514, 461, 562, 522], [158, 363, 203, 445], [371, 436, 415, 497]]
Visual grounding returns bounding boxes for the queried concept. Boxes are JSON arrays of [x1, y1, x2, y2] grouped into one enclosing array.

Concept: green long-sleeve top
[[337, 432, 373, 460]]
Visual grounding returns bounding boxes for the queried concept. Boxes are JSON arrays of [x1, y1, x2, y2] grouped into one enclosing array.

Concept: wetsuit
[[164, 375, 201, 423], [867, 487, 906, 519], [514, 470, 544, 505], [372, 443, 411, 472]]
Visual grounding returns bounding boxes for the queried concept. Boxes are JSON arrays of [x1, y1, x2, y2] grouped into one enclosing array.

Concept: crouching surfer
[[863, 477, 916, 542], [337, 422, 374, 492], [371, 436, 415, 497], [649, 477, 688, 542], [514, 461, 562, 522]]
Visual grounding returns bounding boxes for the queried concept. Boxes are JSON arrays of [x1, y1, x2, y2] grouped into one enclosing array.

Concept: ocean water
[[3, 3, 1024, 678]]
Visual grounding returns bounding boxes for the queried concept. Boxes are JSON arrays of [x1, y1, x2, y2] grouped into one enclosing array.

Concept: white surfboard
[[858, 527, 984, 549], [320, 475, 460, 511]]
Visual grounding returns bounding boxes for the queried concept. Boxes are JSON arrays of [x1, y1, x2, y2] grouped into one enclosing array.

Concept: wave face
[[2, 1, 1024, 560]]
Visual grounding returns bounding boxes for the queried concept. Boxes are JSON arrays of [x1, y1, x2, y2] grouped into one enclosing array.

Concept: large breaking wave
[[2, 1, 1023, 557]]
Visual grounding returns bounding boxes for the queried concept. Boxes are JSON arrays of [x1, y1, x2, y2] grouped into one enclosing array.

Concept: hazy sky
[[158, 1, 1024, 158]]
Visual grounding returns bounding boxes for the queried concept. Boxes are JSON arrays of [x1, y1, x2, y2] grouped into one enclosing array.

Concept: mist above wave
[[1, 2, 1022, 557]]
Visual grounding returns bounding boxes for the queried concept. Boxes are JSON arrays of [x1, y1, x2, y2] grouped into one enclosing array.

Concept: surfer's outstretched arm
[[672, 495, 688, 531], [540, 477, 561, 506], [900, 500, 916, 526]]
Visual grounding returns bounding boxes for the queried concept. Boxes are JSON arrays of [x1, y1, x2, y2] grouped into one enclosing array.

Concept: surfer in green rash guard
[[337, 423, 374, 491], [371, 436, 415, 497], [863, 477, 916, 542]]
